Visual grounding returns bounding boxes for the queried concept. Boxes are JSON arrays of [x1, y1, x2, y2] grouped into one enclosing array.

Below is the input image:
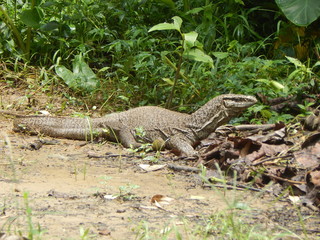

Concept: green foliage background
[[0, 0, 319, 120]]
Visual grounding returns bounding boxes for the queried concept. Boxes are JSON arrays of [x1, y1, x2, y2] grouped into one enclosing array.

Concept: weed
[[118, 183, 140, 201], [23, 192, 44, 240], [80, 226, 95, 240], [133, 213, 295, 240], [98, 175, 113, 193]]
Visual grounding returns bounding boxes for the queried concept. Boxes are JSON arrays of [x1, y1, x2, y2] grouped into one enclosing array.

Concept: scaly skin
[[1, 94, 257, 156]]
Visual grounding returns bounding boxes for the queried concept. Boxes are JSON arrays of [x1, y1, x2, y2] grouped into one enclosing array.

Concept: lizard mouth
[[223, 95, 257, 109]]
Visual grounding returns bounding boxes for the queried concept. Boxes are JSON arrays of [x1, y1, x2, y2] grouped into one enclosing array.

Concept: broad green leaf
[[34, 0, 42, 6], [183, 48, 214, 68], [148, 23, 178, 32], [157, 0, 175, 9], [260, 109, 273, 119], [312, 61, 320, 68], [162, 78, 174, 85], [183, 31, 198, 49], [251, 105, 266, 113], [256, 79, 285, 91], [40, 21, 59, 31], [149, 16, 182, 32], [256, 79, 269, 84], [270, 80, 285, 90], [20, 8, 42, 28], [55, 55, 99, 93], [287, 69, 301, 81], [172, 16, 182, 31], [235, 0, 244, 5], [42, 1, 57, 7], [98, 66, 110, 73], [55, 65, 74, 86], [275, 0, 320, 26], [118, 95, 129, 102], [186, 7, 204, 15], [213, 52, 229, 59], [285, 56, 303, 67], [73, 55, 99, 91]]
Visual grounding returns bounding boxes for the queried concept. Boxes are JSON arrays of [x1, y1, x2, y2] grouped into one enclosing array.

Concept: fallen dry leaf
[[294, 142, 320, 168], [139, 164, 166, 172], [151, 194, 174, 206], [104, 194, 117, 200], [189, 195, 205, 200]]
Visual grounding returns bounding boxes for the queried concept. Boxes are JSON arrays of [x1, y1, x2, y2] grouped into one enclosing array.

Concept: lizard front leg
[[168, 135, 198, 157]]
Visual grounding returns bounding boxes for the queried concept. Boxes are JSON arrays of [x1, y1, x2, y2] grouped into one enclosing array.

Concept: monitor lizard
[[0, 94, 257, 157]]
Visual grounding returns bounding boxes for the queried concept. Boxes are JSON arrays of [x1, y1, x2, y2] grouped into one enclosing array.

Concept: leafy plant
[[297, 101, 314, 117], [149, 16, 213, 107], [118, 183, 139, 201], [275, 0, 320, 26], [0, 2, 38, 59], [286, 56, 320, 88], [55, 54, 100, 94]]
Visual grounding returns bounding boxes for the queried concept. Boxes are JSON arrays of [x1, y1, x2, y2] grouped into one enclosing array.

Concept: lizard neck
[[188, 102, 229, 140], [187, 94, 255, 140]]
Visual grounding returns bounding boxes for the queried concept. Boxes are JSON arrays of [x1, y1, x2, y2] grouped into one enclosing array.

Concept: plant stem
[[166, 49, 183, 109], [0, 5, 26, 54]]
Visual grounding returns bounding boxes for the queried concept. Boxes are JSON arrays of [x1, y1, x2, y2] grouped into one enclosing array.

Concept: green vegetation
[[134, 212, 297, 240], [0, 0, 319, 117]]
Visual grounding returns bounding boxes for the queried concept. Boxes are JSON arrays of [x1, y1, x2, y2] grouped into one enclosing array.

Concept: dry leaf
[[190, 195, 205, 200], [151, 194, 174, 205], [139, 164, 166, 172], [104, 194, 117, 200]]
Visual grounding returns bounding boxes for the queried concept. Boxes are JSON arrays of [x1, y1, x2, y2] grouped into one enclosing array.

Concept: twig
[[251, 154, 293, 166], [207, 183, 270, 192], [167, 164, 200, 173], [87, 153, 139, 159], [264, 173, 305, 184]]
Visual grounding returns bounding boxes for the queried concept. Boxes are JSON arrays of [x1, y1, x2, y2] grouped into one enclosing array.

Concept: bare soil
[[0, 88, 319, 240]]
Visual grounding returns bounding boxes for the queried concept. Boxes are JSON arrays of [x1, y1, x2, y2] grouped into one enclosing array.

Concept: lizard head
[[189, 94, 257, 139], [221, 94, 257, 113]]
